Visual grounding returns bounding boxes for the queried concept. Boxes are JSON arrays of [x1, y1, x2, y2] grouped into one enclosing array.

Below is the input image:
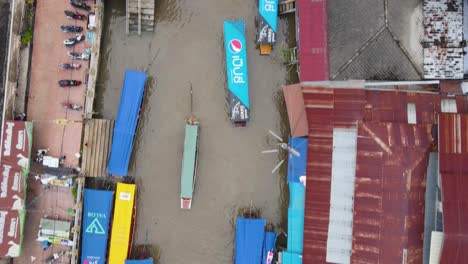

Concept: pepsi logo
[[228, 39, 242, 54]]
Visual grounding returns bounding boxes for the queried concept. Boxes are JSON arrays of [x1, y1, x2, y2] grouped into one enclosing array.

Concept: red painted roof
[[439, 114, 468, 264], [352, 122, 432, 263], [301, 85, 468, 263], [283, 84, 309, 137], [298, 0, 329, 81]]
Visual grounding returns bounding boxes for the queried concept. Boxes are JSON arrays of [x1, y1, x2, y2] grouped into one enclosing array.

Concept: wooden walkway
[[81, 119, 114, 177]]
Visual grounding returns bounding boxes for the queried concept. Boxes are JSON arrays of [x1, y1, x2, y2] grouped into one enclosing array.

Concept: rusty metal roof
[[438, 113, 468, 264], [283, 84, 309, 138], [301, 84, 468, 263], [352, 122, 433, 263], [297, 0, 329, 81]]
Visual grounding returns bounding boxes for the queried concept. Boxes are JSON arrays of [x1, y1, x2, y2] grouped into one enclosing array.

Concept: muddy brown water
[[96, 0, 294, 263]]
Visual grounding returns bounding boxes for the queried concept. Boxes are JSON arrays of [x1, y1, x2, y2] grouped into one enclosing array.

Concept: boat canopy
[[235, 217, 265, 264], [287, 137, 308, 184], [257, 0, 278, 45], [81, 189, 114, 264], [109, 183, 136, 263], [125, 258, 153, 264], [180, 124, 199, 208], [223, 20, 250, 125], [108, 70, 147, 176], [262, 231, 277, 264]]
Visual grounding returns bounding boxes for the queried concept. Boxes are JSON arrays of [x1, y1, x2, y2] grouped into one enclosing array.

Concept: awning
[[257, 0, 278, 45], [108, 70, 147, 176], [81, 189, 114, 264], [235, 217, 265, 264], [262, 231, 277, 264], [287, 138, 308, 184], [224, 20, 250, 124], [180, 124, 199, 199]]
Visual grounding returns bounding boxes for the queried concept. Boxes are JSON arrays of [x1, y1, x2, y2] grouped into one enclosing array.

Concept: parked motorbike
[[64, 34, 85, 47], [64, 10, 85, 20], [70, 0, 91, 11], [60, 25, 83, 33], [67, 51, 90, 60], [63, 103, 83, 111], [59, 63, 81, 70], [58, 80, 82, 87]]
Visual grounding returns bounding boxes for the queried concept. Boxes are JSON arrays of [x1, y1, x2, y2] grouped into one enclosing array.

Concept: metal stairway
[[126, 0, 155, 34], [278, 0, 296, 15]]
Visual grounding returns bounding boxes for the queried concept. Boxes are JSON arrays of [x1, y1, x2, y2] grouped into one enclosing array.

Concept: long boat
[[108, 70, 147, 176], [223, 20, 250, 127], [180, 117, 200, 209], [81, 189, 114, 264], [108, 183, 137, 263], [256, 0, 278, 55]]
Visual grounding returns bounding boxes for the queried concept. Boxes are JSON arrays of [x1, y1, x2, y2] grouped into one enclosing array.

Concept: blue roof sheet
[[262, 231, 277, 264], [108, 70, 147, 176], [287, 138, 308, 183], [235, 217, 265, 264], [282, 251, 303, 264], [287, 183, 305, 254], [81, 189, 114, 264], [125, 258, 153, 264], [259, 0, 278, 31]]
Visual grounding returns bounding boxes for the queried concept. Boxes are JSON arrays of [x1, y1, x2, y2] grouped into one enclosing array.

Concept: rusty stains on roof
[[301, 84, 468, 264], [352, 122, 433, 264], [438, 113, 468, 263]]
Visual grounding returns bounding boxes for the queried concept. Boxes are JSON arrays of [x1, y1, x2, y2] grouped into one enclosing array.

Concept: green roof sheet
[[180, 124, 199, 198]]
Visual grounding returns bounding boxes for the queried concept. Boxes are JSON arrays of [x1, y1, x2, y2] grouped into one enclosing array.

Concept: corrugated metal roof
[[438, 113, 468, 264], [352, 122, 433, 264], [301, 84, 468, 264], [423, 153, 439, 264], [326, 128, 357, 264], [429, 231, 444, 264], [283, 84, 309, 138], [297, 0, 329, 81]]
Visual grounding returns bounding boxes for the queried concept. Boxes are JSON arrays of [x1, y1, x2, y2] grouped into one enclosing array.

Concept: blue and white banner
[[257, 0, 278, 45], [224, 20, 250, 124], [81, 189, 114, 264]]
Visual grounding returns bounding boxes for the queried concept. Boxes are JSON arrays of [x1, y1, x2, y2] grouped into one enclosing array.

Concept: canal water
[[97, 0, 294, 262]]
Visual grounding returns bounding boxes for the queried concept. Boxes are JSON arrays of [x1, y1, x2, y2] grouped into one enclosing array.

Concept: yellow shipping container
[[108, 183, 136, 264]]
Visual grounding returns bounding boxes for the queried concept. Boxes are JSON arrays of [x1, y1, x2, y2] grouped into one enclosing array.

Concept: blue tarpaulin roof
[[235, 217, 265, 264], [287, 138, 308, 183], [287, 183, 305, 255], [81, 189, 114, 264], [108, 70, 147, 176], [125, 258, 153, 264], [262, 231, 277, 264]]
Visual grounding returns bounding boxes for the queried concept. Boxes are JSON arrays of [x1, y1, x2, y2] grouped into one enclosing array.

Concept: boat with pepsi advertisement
[[256, 0, 278, 55], [223, 20, 250, 127]]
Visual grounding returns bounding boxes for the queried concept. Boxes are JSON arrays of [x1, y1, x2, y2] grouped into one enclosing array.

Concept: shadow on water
[[129, 75, 156, 179], [273, 89, 291, 249], [94, 0, 120, 117], [131, 243, 161, 264]]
